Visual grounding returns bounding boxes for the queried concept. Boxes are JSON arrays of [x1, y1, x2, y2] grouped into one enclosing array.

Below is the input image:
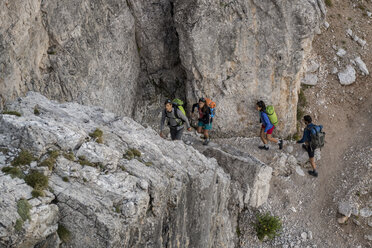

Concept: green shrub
[[78, 156, 94, 167], [24, 171, 48, 190], [254, 213, 282, 241], [124, 148, 141, 160], [40, 150, 59, 170], [325, 0, 332, 7], [12, 150, 36, 166], [57, 224, 71, 243], [31, 189, 45, 198], [62, 176, 69, 182], [15, 219, 23, 231], [48, 150, 59, 159], [89, 128, 103, 144], [1, 166, 23, 179], [34, 107, 40, 116], [2, 110, 21, 117], [145, 162, 153, 167], [17, 199, 32, 221], [40, 158, 54, 170], [63, 152, 75, 161]]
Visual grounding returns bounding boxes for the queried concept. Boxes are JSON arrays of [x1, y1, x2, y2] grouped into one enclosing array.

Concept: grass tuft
[[17, 199, 32, 222], [63, 152, 75, 161], [325, 0, 332, 7], [1, 166, 23, 179], [124, 148, 141, 160], [34, 107, 40, 116], [62, 176, 69, 182], [2, 110, 21, 117], [57, 224, 71, 243], [14, 219, 23, 232], [89, 128, 103, 144], [24, 171, 49, 190], [12, 150, 36, 166], [31, 189, 45, 198]]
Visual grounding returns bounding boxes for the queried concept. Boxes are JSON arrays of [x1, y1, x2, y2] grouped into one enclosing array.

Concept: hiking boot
[[203, 138, 210, 146], [258, 145, 269, 150], [278, 139, 283, 150], [308, 170, 318, 177]]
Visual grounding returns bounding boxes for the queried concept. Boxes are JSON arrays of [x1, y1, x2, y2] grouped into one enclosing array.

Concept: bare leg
[[266, 134, 278, 144], [203, 129, 209, 139], [260, 128, 267, 144], [197, 126, 203, 133], [309, 157, 316, 171]]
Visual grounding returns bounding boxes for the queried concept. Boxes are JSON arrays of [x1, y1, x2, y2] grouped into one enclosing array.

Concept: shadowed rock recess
[[0, 92, 272, 247], [0, 0, 325, 137]]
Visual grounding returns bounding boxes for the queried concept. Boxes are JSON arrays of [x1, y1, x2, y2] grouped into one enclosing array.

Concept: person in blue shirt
[[297, 115, 322, 177], [256, 101, 283, 150]]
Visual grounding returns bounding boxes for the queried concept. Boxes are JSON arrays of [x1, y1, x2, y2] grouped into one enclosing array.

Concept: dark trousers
[[170, 127, 184, 140]]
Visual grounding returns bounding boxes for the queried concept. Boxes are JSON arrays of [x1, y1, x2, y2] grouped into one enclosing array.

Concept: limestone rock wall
[[174, 0, 325, 136], [0, 0, 325, 137], [0, 92, 239, 248]]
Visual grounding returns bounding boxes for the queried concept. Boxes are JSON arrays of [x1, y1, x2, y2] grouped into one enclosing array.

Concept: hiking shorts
[[170, 126, 184, 140], [306, 145, 315, 158], [262, 125, 274, 135], [198, 121, 212, 130]]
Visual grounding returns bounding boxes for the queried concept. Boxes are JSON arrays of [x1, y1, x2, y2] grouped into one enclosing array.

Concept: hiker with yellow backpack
[[160, 99, 191, 140], [256, 100, 283, 150], [192, 97, 216, 145]]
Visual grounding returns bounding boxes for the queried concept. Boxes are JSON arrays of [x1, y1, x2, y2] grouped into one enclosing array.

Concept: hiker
[[160, 99, 192, 140], [297, 115, 323, 177], [256, 100, 283, 150], [192, 97, 213, 145]]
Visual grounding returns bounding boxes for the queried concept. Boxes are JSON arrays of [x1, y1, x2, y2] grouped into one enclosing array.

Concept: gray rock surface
[[302, 73, 318, 86], [354, 57, 369, 75], [0, 92, 243, 247], [338, 201, 359, 217], [338, 65, 356, 85], [203, 147, 272, 208], [174, 0, 325, 136], [0, 0, 325, 137]]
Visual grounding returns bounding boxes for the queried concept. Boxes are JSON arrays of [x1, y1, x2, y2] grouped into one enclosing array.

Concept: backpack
[[309, 125, 325, 150], [166, 98, 186, 126], [265, 105, 278, 126], [204, 98, 216, 118]]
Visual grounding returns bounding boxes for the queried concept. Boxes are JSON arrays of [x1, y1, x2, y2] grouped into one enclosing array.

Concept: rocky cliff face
[[0, 92, 244, 248], [0, 0, 325, 137]]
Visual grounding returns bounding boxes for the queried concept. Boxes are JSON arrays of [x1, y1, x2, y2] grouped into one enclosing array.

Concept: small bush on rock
[[14, 219, 23, 232], [124, 148, 141, 160], [17, 199, 32, 222], [325, 0, 332, 7], [34, 107, 40, 116], [40, 150, 60, 170], [89, 128, 103, 144], [63, 152, 75, 161], [78, 156, 95, 167], [57, 224, 71, 243], [1, 166, 23, 179], [25, 171, 48, 190], [12, 150, 36, 166], [62, 176, 69, 182], [2, 110, 21, 117], [31, 189, 45, 198], [254, 213, 282, 241]]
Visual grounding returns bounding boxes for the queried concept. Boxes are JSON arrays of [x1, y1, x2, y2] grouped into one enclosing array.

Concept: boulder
[[354, 57, 369, 75], [338, 65, 356, 85]]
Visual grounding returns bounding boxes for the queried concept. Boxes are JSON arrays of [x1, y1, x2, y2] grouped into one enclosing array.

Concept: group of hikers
[[160, 98, 324, 177]]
